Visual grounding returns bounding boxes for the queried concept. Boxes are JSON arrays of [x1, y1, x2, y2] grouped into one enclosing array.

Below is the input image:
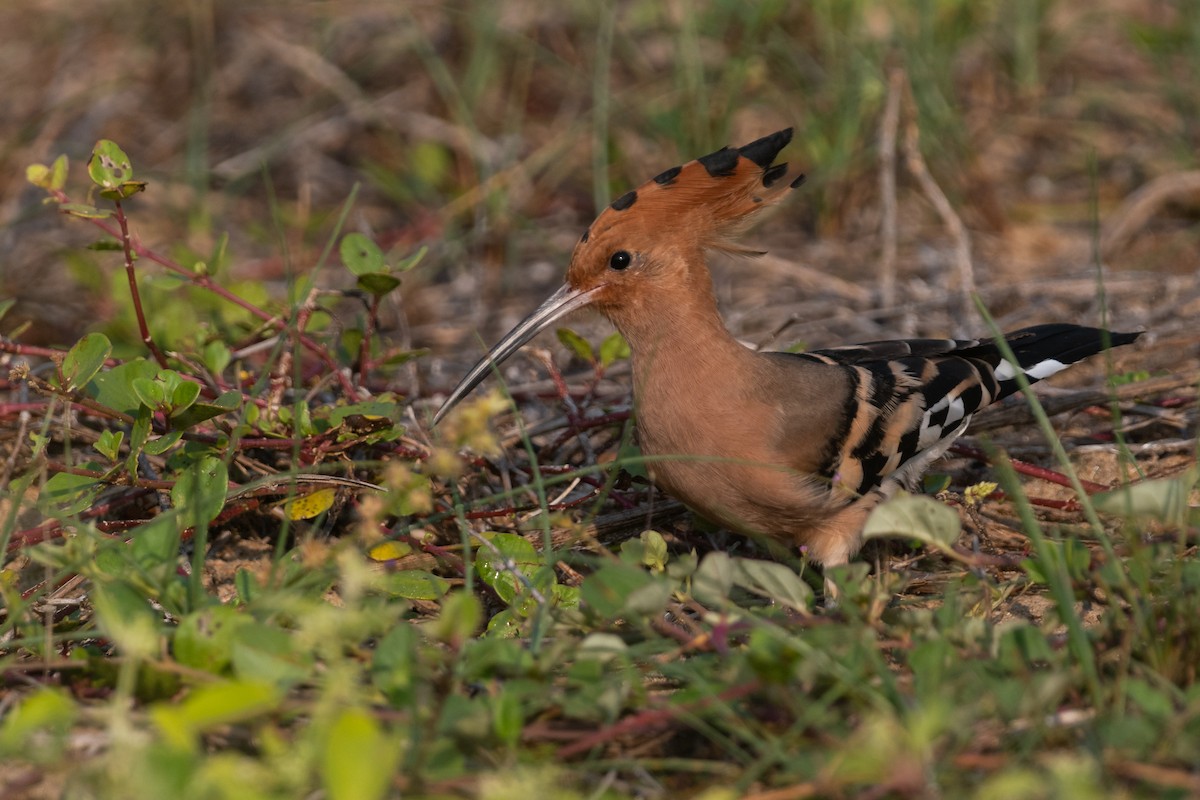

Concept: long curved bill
[[431, 283, 601, 426]]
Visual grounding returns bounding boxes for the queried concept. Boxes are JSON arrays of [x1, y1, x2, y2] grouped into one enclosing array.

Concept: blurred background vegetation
[[2, 0, 1197, 362]]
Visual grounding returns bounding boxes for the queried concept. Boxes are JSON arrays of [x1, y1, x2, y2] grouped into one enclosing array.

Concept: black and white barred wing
[[793, 324, 1140, 497]]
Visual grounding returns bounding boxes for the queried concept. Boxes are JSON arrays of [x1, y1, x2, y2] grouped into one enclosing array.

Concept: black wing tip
[[737, 127, 795, 169], [1110, 329, 1143, 347]]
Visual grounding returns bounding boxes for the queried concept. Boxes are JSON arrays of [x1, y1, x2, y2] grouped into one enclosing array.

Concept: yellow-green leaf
[[282, 488, 336, 520], [321, 708, 398, 800]]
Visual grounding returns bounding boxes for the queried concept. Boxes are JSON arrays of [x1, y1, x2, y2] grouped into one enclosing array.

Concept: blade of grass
[[988, 445, 1102, 706], [972, 296, 1137, 601], [1088, 151, 1144, 485]]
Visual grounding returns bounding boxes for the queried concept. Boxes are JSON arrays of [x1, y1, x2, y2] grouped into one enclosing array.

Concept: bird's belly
[[637, 420, 834, 540]]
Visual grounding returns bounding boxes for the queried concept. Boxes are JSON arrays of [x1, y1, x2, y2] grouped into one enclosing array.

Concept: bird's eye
[[609, 250, 632, 271]]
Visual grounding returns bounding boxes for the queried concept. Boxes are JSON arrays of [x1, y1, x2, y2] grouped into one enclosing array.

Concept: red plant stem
[[525, 464, 638, 510], [42, 460, 175, 490], [555, 680, 762, 758], [7, 487, 159, 552], [112, 200, 169, 369], [547, 409, 632, 450], [357, 294, 381, 388], [949, 443, 1110, 494], [977, 490, 1082, 512], [17, 373, 137, 425], [1, 403, 53, 416], [542, 355, 588, 433], [0, 338, 123, 364]]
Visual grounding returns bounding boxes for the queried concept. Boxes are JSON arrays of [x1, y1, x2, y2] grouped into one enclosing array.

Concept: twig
[[555, 680, 762, 758], [877, 67, 903, 308], [530, 348, 596, 465], [899, 78, 976, 329], [113, 200, 168, 368], [1100, 170, 1200, 258], [971, 370, 1199, 433]]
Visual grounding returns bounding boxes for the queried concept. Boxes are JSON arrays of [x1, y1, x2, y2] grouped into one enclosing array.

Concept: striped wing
[[792, 324, 1140, 496]]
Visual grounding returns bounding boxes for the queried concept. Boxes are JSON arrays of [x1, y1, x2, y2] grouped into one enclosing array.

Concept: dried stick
[[1100, 170, 1200, 258], [877, 68, 904, 308], [899, 77, 976, 328]]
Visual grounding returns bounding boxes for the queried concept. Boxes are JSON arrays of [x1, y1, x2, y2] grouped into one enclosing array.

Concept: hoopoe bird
[[432, 128, 1140, 571]]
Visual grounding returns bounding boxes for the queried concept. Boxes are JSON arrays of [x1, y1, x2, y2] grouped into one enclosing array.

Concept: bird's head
[[431, 127, 806, 426]]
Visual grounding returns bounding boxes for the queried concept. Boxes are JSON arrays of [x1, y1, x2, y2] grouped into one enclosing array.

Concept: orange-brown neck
[[600, 266, 754, 409]]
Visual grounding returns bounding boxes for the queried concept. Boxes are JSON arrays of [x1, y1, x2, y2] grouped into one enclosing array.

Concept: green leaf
[[356, 273, 401, 296], [475, 533, 540, 605], [1094, 469, 1199, 528], [615, 440, 647, 480], [1125, 677, 1174, 722], [87, 139, 134, 188], [432, 591, 482, 645], [98, 180, 147, 201], [321, 708, 398, 800], [1024, 538, 1092, 584], [371, 625, 416, 703], [862, 492, 962, 551], [692, 551, 734, 606], [25, 163, 50, 188], [174, 605, 252, 674], [25, 156, 68, 192], [152, 680, 281, 749], [492, 686, 524, 747], [170, 379, 202, 413], [170, 390, 241, 430], [381, 570, 450, 601], [621, 529, 669, 572], [732, 557, 813, 612], [340, 232, 385, 275], [0, 688, 76, 755], [922, 472, 952, 494], [92, 581, 162, 659], [555, 327, 594, 364], [599, 331, 630, 367], [0, 298, 14, 323], [132, 376, 166, 410], [60, 202, 111, 219], [131, 513, 183, 568], [59, 332, 111, 392], [38, 469, 105, 517], [95, 429, 124, 461], [86, 358, 159, 416], [143, 430, 183, 456], [127, 408, 152, 472], [230, 623, 314, 686], [327, 400, 403, 427], [412, 140, 452, 186], [203, 340, 232, 376], [395, 245, 427, 273], [582, 561, 671, 618], [49, 155, 68, 190], [382, 347, 430, 366], [171, 456, 229, 528]]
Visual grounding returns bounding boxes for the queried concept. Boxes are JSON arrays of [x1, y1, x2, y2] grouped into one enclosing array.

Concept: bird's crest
[[582, 128, 806, 257]]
